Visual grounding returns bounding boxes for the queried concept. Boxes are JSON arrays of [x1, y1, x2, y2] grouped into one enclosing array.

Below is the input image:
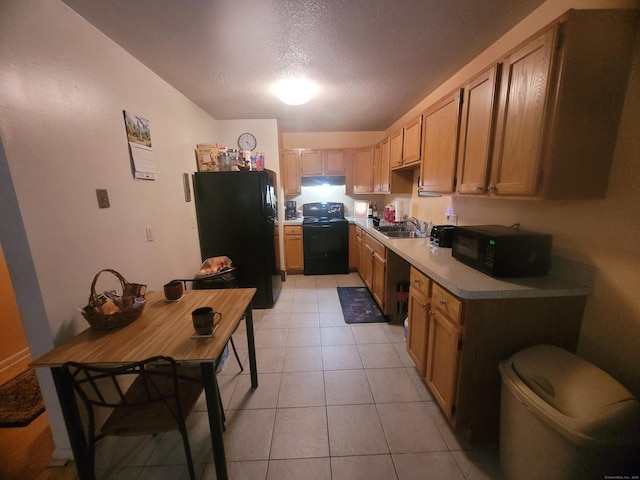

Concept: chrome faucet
[[406, 217, 421, 232]]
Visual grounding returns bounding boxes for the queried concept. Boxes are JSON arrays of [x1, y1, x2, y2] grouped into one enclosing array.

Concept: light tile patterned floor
[[94, 273, 504, 479]]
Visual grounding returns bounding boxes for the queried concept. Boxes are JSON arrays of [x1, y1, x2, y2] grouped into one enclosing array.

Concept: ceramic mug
[[192, 306, 222, 335], [164, 280, 184, 300]]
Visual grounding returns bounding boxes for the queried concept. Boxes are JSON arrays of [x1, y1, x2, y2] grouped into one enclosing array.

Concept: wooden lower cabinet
[[407, 268, 586, 443], [357, 230, 411, 322], [425, 309, 462, 418], [407, 267, 430, 376], [284, 225, 303, 273], [348, 224, 358, 271], [367, 235, 386, 309], [361, 237, 374, 292]]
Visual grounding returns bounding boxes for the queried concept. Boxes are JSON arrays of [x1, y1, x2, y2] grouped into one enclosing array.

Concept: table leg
[[201, 362, 228, 480], [244, 304, 258, 389], [50, 367, 95, 480]]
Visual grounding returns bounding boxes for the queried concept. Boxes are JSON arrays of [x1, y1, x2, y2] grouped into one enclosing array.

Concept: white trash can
[[498, 345, 640, 480]]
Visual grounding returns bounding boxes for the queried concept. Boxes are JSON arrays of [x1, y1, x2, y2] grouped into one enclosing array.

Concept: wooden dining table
[[31, 287, 258, 480]]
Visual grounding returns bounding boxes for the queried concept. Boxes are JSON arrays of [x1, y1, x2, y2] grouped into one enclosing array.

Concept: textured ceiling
[[61, 0, 545, 132]]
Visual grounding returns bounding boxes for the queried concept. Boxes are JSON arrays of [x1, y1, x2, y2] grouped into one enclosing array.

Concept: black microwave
[[452, 225, 552, 277]]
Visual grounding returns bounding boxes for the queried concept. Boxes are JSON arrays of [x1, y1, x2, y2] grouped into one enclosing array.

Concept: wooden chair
[[63, 356, 203, 480]]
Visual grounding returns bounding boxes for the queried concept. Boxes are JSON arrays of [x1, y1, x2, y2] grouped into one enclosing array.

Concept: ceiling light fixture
[[272, 78, 318, 105]]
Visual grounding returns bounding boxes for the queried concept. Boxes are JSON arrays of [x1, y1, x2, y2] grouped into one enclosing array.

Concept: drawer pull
[[439, 298, 447, 305]]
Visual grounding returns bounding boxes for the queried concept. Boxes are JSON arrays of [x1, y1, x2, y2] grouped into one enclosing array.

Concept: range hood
[[301, 175, 345, 187]]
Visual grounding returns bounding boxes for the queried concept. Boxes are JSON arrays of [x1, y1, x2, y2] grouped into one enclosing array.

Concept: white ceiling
[[61, 0, 545, 132]]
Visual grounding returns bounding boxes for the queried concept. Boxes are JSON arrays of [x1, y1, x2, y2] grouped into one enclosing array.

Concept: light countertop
[[281, 219, 303, 226], [352, 217, 592, 300]]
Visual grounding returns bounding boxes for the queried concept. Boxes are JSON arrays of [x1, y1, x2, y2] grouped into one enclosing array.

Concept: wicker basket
[[81, 269, 147, 330]]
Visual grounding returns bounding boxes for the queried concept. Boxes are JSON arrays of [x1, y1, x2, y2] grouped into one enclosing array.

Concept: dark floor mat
[[0, 369, 45, 428], [337, 287, 387, 324]]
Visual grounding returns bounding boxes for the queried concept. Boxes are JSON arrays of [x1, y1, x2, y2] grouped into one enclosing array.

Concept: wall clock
[[237, 132, 257, 151]]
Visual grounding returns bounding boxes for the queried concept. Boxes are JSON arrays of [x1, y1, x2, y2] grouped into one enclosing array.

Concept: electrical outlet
[[145, 226, 154, 242], [447, 215, 458, 226], [190, 217, 197, 229]]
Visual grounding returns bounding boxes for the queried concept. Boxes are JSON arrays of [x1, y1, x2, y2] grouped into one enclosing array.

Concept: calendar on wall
[[123, 110, 157, 180]]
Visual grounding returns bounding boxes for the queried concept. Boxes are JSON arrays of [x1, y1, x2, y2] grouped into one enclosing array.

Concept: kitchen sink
[[376, 229, 427, 239]]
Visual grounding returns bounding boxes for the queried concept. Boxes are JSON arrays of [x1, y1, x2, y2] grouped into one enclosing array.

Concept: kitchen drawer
[[366, 234, 386, 259], [284, 226, 302, 236], [410, 266, 431, 298], [432, 282, 462, 324]]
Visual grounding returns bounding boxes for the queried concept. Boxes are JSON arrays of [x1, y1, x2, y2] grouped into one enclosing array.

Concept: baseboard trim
[[0, 348, 31, 385]]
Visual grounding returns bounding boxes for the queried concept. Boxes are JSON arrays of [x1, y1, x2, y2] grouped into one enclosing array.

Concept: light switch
[[96, 189, 110, 208]]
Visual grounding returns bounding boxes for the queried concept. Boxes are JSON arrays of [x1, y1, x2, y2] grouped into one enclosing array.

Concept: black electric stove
[[302, 202, 349, 275]]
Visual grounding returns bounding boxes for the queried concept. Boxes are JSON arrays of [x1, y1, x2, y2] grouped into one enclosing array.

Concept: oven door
[[302, 221, 349, 275]]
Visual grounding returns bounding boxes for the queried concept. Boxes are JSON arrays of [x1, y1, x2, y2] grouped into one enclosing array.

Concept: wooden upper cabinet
[[353, 146, 375, 194], [323, 149, 345, 175], [390, 117, 422, 170], [389, 130, 404, 169], [419, 89, 462, 194], [456, 65, 500, 194], [374, 137, 391, 193], [402, 115, 423, 166], [299, 148, 344, 176], [282, 150, 301, 195], [300, 149, 322, 175], [490, 10, 638, 199], [490, 29, 553, 197]]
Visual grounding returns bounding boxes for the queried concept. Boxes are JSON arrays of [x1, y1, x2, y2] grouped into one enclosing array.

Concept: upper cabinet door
[[419, 89, 462, 193], [402, 115, 423, 166], [490, 28, 554, 196], [323, 149, 345, 175], [374, 136, 391, 193], [282, 150, 301, 195], [389, 130, 404, 169], [353, 146, 375, 194], [456, 65, 499, 194], [300, 149, 323, 175]]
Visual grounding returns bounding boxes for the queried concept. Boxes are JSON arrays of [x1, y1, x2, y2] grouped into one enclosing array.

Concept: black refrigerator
[[193, 170, 282, 309]]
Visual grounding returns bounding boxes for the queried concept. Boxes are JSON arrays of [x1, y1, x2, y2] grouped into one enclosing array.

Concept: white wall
[[0, 0, 220, 458]]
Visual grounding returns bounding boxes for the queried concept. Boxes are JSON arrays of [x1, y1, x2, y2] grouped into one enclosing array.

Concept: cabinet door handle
[[439, 298, 447, 305], [487, 184, 496, 192], [475, 184, 484, 192]]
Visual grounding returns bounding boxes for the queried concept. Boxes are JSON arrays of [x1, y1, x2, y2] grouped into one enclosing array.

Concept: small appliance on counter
[[452, 224, 552, 277], [430, 225, 455, 247], [285, 200, 297, 220]]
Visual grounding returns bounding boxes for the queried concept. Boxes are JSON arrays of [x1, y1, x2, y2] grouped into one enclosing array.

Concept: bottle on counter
[[368, 201, 373, 218], [372, 201, 378, 218]]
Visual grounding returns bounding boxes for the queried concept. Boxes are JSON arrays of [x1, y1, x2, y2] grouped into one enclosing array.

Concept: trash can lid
[[511, 345, 640, 444]]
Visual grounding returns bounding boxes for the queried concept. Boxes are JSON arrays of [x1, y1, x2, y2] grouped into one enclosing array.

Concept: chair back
[[63, 356, 202, 435]]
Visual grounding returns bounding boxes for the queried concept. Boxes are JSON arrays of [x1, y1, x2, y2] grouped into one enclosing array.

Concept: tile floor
[[93, 273, 504, 479]]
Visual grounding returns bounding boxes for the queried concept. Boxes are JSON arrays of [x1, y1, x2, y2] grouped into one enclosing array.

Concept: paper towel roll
[[394, 200, 404, 220]]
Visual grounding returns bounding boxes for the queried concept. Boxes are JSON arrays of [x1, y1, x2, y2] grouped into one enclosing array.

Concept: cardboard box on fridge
[[195, 143, 220, 172]]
